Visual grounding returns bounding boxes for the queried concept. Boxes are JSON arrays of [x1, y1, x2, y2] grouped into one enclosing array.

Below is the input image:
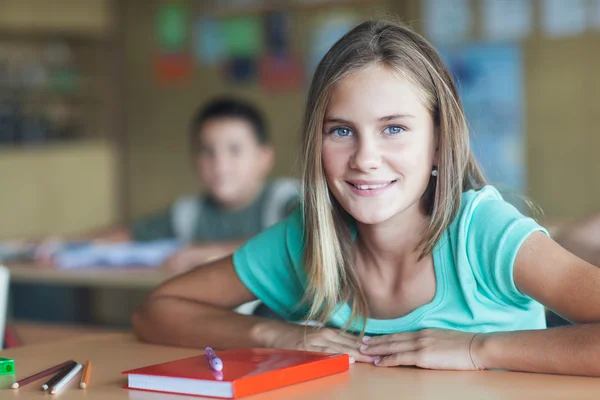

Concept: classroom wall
[[0, 140, 117, 237], [121, 0, 392, 220], [121, 0, 600, 222], [393, 0, 600, 221]]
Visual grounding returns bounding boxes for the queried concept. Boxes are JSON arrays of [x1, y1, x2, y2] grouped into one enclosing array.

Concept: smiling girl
[[133, 19, 600, 376]]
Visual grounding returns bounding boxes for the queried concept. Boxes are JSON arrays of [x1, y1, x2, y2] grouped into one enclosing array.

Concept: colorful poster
[[223, 57, 256, 83], [155, 3, 188, 52], [259, 54, 303, 92], [155, 53, 192, 85], [541, 0, 586, 37], [265, 12, 291, 56], [307, 11, 359, 79], [222, 16, 264, 58], [193, 17, 226, 65], [483, 0, 532, 41], [423, 0, 472, 45], [441, 45, 525, 203]]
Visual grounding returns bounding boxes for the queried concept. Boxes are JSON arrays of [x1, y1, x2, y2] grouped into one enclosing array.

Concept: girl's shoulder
[[446, 185, 546, 244]]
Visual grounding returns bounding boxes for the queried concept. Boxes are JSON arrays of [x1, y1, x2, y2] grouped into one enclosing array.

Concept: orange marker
[[79, 360, 91, 389]]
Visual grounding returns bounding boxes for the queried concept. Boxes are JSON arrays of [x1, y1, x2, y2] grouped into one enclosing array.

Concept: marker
[[205, 347, 223, 372]]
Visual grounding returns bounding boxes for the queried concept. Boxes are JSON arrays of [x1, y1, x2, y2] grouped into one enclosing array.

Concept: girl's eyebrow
[[324, 114, 416, 124], [379, 113, 416, 121], [324, 117, 353, 124]]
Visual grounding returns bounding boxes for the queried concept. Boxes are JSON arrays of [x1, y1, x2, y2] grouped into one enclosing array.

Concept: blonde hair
[[300, 19, 487, 331]]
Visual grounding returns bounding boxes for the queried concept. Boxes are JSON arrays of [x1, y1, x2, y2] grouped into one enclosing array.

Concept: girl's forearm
[[474, 323, 600, 376], [132, 295, 294, 349]]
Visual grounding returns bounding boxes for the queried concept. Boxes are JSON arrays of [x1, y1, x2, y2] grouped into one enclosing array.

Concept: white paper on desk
[[483, 0, 532, 41], [541, 0, 587, 37], [422, 0, 472, 45], [54, 240, 182, 269]]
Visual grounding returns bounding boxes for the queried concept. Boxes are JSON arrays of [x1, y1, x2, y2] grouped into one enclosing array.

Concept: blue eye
[[331, 127, 353, 137], [383, 126, 405, 135]]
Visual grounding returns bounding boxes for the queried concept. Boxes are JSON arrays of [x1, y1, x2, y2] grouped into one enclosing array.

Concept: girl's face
[[322, 65, 438, 225]]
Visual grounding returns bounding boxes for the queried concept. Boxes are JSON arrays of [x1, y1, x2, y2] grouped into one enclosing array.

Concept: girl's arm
[[132, 256, 284, 348], [132, 256, 370, 361], [361, 232, 600, 376], [474, 232, 600, 376]]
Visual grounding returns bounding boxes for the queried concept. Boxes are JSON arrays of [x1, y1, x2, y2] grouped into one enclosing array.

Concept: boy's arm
[[553, 212, 600, 266], [72, 225, 131, 242], [164, 239, 249, 271]]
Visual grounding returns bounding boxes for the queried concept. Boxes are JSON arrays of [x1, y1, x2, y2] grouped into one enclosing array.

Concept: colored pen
[[80, 360, 92, 389], [50, 363, 83, 395], [205, 347, 223, 372], [41, 361, 77, 391], [11, 360, 74, 389]]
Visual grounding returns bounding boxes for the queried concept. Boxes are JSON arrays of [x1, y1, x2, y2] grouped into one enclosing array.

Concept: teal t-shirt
[[233, 185, 549, 335]]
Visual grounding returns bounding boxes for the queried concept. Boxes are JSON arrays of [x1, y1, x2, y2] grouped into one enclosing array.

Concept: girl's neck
[[355, 204, 429, 279]]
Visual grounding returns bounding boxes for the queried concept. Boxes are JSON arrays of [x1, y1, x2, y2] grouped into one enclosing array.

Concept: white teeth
[[354, 182, 391, 190]]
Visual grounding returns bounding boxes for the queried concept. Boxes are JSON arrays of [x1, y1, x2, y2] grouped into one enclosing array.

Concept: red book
[[122, 348, 349, 398]]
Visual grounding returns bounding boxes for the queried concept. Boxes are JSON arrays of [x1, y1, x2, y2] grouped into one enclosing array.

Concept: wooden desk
[[10, 321, 126, 346], [1, 333, 600, 399], [7, 263, 173, 289]]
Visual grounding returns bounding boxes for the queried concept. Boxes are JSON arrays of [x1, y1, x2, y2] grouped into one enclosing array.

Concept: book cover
[[122, 348, 349, 398]]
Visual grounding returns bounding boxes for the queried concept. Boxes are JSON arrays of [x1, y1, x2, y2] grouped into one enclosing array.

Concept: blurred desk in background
[[7, 263, 172, 289], [6, 264, 258, 327], [9, 320, 126, 347], [6, 263, 173, 327]]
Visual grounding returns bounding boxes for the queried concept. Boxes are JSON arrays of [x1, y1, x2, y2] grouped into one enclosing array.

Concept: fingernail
[[360, 344, 368, 351], [362, 335, 371, 342], [349, 356, 355, 364], [373, 356, 381, 364]]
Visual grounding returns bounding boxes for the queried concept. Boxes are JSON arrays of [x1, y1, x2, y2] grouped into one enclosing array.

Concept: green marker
[[0, 358, 15, 375]]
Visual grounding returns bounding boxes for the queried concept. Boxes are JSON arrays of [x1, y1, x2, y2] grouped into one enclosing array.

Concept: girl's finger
[[326, 331, 363, 350], [360, 339, 421, 355], [318, 344, 375, 364], [362, 331, 420, 345], [374, 351, 419, 367]]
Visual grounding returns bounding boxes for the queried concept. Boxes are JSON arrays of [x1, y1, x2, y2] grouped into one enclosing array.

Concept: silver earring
[[431, 167, 438, 177]]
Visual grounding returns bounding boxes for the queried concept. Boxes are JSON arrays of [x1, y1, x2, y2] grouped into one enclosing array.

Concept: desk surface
[[7, 263, 174, 289], [1, 333, 600, 400]]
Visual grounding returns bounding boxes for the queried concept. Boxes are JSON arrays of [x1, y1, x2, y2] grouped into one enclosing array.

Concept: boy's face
[[194, 117, 273, 208]]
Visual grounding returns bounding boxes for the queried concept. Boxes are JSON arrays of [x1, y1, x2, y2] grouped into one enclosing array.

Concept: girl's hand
[[262, 322, 374, 364], [359, 328, 484, 370]]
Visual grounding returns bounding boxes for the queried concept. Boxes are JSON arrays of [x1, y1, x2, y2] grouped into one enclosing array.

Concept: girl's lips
[[346, 180, 396, 196]]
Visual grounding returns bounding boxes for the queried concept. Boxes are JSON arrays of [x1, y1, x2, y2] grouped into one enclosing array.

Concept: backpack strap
[[171, 195, 203, 243], [261, 178, 301, 229]]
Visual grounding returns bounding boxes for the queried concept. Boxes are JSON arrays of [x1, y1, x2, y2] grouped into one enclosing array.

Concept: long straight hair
[[300, 19, 487, 331]]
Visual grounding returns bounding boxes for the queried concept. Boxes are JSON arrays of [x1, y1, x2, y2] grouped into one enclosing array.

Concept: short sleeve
[[460, 187, 549, 306], [130, 209, 176, 242], [262, 179, 301, 228], [233, 207, 307, 320]]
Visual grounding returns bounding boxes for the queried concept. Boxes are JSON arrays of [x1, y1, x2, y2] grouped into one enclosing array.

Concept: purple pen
[[205, 347, 224, 372]]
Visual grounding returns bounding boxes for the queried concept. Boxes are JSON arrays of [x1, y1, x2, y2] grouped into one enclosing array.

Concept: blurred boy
[[39, 97, 300, 271]]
